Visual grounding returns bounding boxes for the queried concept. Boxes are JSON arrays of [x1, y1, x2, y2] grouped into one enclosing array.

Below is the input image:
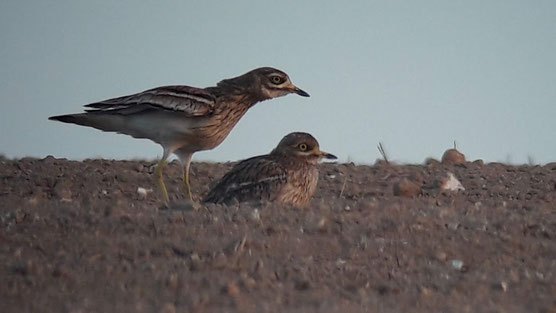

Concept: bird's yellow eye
[[270, 75, 284, 84], [298, 143, 308, 151]]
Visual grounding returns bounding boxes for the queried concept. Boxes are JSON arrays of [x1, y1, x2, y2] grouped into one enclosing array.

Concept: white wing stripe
[[239, 175, 286, 187], [142, 90, 214, 105], [226, 174, 286, 193]]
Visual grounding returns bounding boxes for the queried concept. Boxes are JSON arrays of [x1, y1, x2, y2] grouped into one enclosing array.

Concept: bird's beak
[[316, 150, 337, 160], [287, 83, 310, 97]]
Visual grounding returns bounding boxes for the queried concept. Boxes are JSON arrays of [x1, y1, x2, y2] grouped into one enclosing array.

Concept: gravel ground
[[1, 156, 556, 313]]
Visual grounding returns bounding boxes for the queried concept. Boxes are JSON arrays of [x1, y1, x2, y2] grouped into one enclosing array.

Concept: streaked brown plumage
[[203, 132, 337, 206], [49, 67, 309, 204]]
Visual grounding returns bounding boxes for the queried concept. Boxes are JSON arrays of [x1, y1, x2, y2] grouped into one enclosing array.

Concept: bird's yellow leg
[[154, 151, 170, 204], [183, 169, 192, 200], [177, 152, 193, 200]]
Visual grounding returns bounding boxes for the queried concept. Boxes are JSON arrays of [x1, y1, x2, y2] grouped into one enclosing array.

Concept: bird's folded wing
[[204, 156, 288, 203], [84, 85, 216, 117]]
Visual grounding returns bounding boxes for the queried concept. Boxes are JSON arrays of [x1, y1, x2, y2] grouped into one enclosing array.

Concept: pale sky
[[1, 1, 555, 164]]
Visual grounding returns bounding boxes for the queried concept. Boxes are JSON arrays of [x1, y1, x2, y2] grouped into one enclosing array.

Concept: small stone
[[52, 180, 72, 202], [316, 217, 328, 230], [441, 149, 466, 165], [509, 269, 520, 282], [141, 262, 155, 271], [167, 273, 179, 289], [425, 158, 440, 166], [358, 198, 379, 211], [295, 279, 311, 290], [242, 277, 256, 289], [137, 187, 152, 199], [42, 155, 56, 161], [393, 178, 421, 197], [450, 259, 467, 272], [224, 282, 240, 296], [27, 189, 44, 206], [440, 172, 465, 191], [254, 259, 264, 275], [15, 210, 26, 223], [159, 302, 176, 313], [211, 252, 227, 269], [491, 185, 505, 194], [52, 265, 73, 279], [435, 251, 447, 262], [409, 172, 425, 185], [250, 209, 261, 222], [500, 281, 508, 292], [420, 286, 432, 296], [190, 253, 202, 271], [335, 258, 346, 268]]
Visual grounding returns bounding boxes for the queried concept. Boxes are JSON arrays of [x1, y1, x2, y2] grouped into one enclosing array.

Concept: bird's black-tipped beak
[[324, 153, 337, 160], [320, 151, 337, 160], [293, 86, 310, 97]]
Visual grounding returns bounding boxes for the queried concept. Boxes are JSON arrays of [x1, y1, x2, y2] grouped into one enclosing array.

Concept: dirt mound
[[1, 157, 556, 312]]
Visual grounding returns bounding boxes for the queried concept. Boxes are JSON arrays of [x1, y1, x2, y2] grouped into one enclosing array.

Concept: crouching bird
[[203, 132, 337, 206], [49, 67, 309, 204]]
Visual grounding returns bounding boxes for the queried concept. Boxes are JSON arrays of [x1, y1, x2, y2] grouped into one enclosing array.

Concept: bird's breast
[[279, 164, 319, 206], [187, 101, 251, 150]]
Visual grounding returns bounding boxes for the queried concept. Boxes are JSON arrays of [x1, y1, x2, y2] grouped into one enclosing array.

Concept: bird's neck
[[210, 77, 269, 105]]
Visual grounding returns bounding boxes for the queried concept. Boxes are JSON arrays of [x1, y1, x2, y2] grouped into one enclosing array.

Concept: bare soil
[[1, 156, 556, 313]]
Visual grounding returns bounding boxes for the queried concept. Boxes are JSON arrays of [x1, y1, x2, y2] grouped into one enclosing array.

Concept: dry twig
[[377, 142, 389, 164]]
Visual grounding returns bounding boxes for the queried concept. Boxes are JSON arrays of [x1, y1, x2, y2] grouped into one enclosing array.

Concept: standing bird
[[203, 132, 337, 206], [49, 67, 309, 204]]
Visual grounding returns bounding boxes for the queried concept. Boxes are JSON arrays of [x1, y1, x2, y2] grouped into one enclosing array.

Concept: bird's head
[[217, 67, 309, 100], [272, 132, 337, 164]]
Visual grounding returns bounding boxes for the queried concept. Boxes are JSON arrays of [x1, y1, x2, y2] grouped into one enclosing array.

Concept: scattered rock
[[15, 210, 26, 223], [335, 258, 346, 268], [159, 302, 176, 313], [137, 187, 152, 199], [1, 158, 555, 312], [166, 273, 179, 289], [442, 149, 466, 165], [189, 253, 202, 271], [134, 164, 145, 172], [224, 282, 240, 296], [500, 281, 508, 292], [52, 180, 73, 202], [295, 279, 311, 290], [425, 158, 441, 166], [420, 286, 432, 296], [250, 209, 261, 222], [393, 178, 421, 197], [440, 172, 465, 191], [450, 259, 467, 272], [316, 216, 329, 231], [435, 251, 447, 262]]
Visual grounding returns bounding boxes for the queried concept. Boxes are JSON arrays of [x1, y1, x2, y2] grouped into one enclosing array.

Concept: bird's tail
[[48, 113, 125, 133]]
